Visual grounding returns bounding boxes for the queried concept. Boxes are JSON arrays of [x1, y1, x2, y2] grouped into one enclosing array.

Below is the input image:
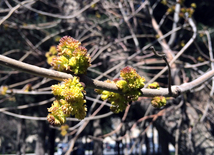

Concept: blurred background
[[0, 0, 214, 154]]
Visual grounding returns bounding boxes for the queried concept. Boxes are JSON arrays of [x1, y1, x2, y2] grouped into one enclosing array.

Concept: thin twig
[[168, 0, 180, 47], [150, 46, 172, 95], [205, 31, 214, 96], [13, 0, 100, 19], [0, 0, 35, 25], [146, 16, 197, 85]]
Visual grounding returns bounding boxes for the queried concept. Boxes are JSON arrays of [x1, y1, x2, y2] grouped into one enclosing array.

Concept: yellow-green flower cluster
[[118, 66, 145, 90], [147, 82, 160, 89], [60, 124, 69, 136], [96, 80, 128, 113], [47, 77, 87, 126], [151, 96, 166, 108], [148, 82, 166, 108], [45, 46, 58, 65], [96, 66, 145, 113], [51, 36, 91, 74], [0, 86, 8, 95]]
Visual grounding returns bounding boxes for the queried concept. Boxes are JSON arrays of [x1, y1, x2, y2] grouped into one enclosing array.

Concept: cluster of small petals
[[57, 36, 81, 54], [96, 66, 145, 113], [68, 48, 91, 74], [120, 66, 136, 75], [63, 90, 76, 102], [51, 85, 63, 96], [48, 100, 60, 112], [128, 90, 142, 101], [51, 56, 69, 72], [147, 82, 166, 108], [148, 82, 160, 89], [45, 46, 58, 65], [97, 89, 128, 113], [0, 86, 8, 95], [47, 100, 67, 126], [49, 36, 91, 74], [73, 105, 87, 120], [116, 80, 128, 93], [120, 66, 138, 80], [110, 100, 127, 113], [47, 77, 87, 126], [118, 66, 145, 91], [73, 46, 87, 56], [60, 124, 69, 136], [151, 96, 166, 108], [109, 93, 128, 113], [120, 66, 145, 89], [100, 90, 113, 101], [47, 114, 66, 126], [61, 104, 73, 115], [61, 130, 67, 136], [128, 77, 145, 89], [47, 37, 90, 126]]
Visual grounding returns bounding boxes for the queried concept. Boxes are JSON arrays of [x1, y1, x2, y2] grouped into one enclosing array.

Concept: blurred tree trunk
[[35, 121, 46, 155], [116, 139, 122, 155], [47, 127, 56, 155], [152, 126, 155, 154], [145, 134, 151, 155], [16, 118, 26, 155], [156, 124, 170, 155], [93, 119, 103, 155]]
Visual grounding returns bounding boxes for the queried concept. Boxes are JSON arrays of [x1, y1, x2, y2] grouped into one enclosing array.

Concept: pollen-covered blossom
[[95, 88, 128, 113], [50, 36, 91, 74], [60, 124, 69, 136], [151, 96, 166, 108], [47, 77, 87, 126], [147, 82, 160, 89], [119, 66, 145, 89], [0, 86, 8, 95], [45, 46, 58, 65], [57, 36, 81, 54], [47, 36, 90, 126], [96, 66, 145, 113]]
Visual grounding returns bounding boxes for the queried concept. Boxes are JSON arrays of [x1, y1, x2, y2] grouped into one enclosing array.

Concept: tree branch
[[0, 54, 214, 97]]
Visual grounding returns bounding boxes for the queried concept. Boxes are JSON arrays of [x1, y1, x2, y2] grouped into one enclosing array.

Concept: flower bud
[[151, 96, 166, 108]]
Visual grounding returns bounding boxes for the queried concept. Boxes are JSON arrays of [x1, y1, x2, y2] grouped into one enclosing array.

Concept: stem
[[150, 46, 172, 95]]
